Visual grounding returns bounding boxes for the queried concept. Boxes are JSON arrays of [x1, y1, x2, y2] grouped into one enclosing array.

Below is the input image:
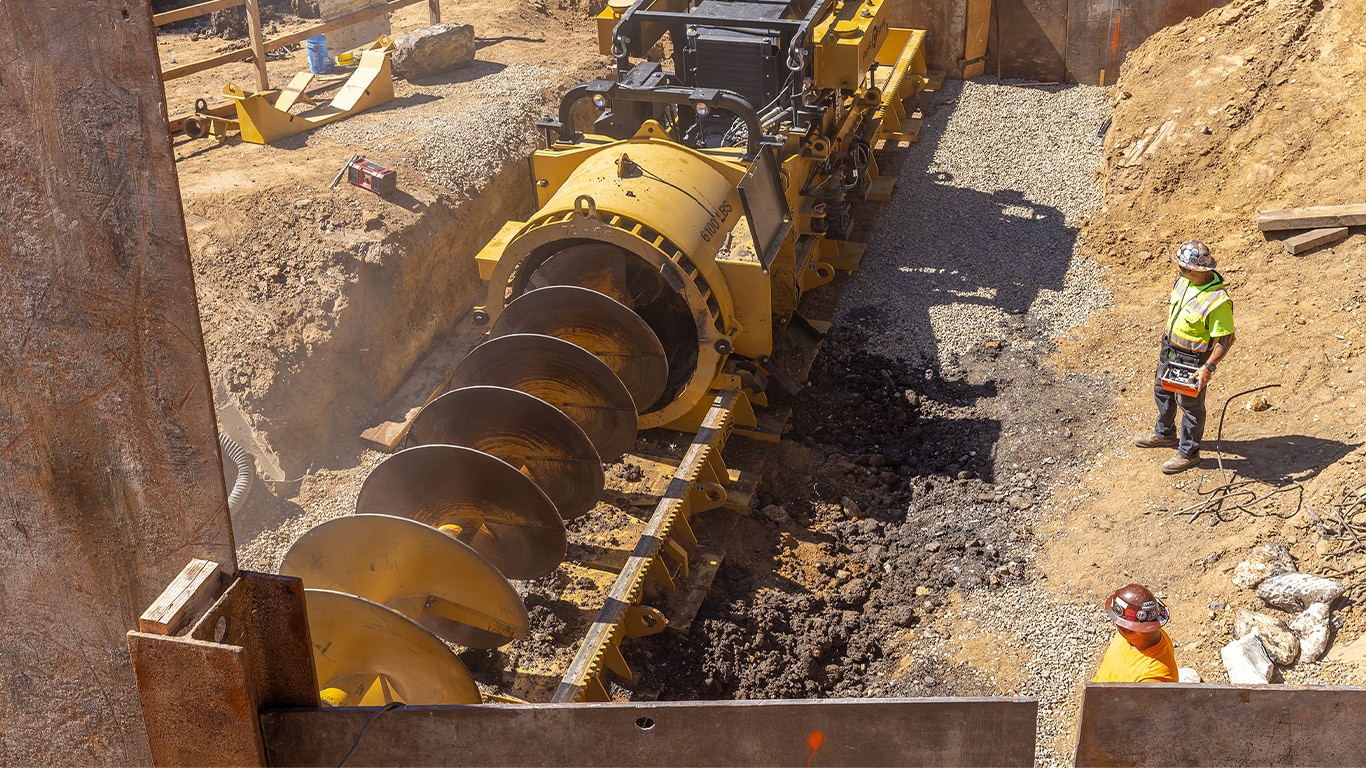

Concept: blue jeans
[[1153, 360, 1206, 458]]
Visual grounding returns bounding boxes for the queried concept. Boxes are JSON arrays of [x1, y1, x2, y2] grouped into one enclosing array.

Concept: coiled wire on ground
[[1174, 384, 1300, 524], [218, 433, 254, 514]]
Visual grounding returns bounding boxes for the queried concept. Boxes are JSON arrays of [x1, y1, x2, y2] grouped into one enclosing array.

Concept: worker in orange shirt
[[1093, 583, 1178, 683]]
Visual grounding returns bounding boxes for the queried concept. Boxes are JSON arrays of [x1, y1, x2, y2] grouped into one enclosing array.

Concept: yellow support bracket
[[224, 36, 397, 144]]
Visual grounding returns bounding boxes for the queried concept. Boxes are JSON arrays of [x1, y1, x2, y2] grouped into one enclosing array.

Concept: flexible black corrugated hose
[[218, 433, 254, 514]]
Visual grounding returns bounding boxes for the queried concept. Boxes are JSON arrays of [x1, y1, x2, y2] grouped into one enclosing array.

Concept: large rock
[[1257, 572, 1345, 611], [1234, 609, 1299, 665], [1222, 633, 1274, 684], [1289, 602, 1332, 663], [392, 23, 476, 80], [1231, 541, 1296, 589]]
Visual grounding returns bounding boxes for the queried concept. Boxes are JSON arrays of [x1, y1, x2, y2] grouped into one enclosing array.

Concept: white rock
[[1234, 609, 1299, 665], [1222, 633, 1274, 684], [1231, 541, 1296, 589], [1257, 572, 1345, 611], [1289, 602, 1332, 663], [1178, 667, 1202, 683]]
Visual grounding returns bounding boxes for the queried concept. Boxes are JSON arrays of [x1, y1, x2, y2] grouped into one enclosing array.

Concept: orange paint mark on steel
[[1111, 11, 1122, 54], [807, 730, 825, 767]]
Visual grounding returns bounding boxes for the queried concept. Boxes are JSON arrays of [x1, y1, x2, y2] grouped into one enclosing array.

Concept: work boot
[[1162, 454, 1201, 474], [1134, 433, 1178, 449]]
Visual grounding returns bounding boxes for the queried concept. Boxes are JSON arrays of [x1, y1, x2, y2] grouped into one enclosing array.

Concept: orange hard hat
[[1104, 584, 1169, 632]]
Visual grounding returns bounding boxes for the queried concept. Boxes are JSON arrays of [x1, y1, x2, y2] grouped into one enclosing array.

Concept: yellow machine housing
[[477, 0, 933, 432]]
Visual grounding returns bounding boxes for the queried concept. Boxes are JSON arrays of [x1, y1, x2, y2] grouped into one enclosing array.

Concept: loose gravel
[[924, 586, 1114, 765], [317, 63, 565, 197], [840, 78, 1114, 767], [841, 78, 1113, 373]]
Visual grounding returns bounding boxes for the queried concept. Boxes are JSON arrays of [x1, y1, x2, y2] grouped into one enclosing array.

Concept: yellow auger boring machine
[[280, 0, 934, 707]]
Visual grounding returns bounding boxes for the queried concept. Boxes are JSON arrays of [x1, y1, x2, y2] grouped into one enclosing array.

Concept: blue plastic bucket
[[305, 35, 334, 74]]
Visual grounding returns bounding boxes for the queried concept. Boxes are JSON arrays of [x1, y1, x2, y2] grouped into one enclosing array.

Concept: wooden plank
[[153, 0, 243, 26], [1282, 226, 1350, 255], [2, 1, 238, 762], [138, 559, 227, 635], [162, 0, 426, 82], [962, 0, 991, 78], [161, 43, 257, 81], [1257, 203, 1366, 231], [359, 309, 481, 451], [243, 0, 270, 90], [266, 0, 425, 51], [263, 699, 1039, 767]]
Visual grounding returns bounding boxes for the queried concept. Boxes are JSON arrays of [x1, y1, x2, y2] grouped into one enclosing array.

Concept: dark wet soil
[[625, 320, 1110, 700]]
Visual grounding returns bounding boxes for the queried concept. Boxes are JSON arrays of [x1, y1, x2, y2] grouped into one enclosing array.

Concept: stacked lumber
[[1256, 203, 1364, 255]]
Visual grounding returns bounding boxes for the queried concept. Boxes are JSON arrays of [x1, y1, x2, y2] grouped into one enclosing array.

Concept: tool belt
[[1160, 337, 1205, 370]]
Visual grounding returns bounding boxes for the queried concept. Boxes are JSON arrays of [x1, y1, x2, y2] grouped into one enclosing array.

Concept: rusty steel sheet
[[1075, 683, 1366, 766], [988, 0, 1068, 81], [1065, 0, 1232, 84], [129, 572, 316, 766], [2, 0, 237, 763], [262, 697, 1038, 766]]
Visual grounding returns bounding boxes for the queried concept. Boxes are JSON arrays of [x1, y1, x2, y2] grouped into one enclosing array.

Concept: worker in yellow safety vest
[[1132, 240, 1236, 474], [1093, 583, 1178, 683]]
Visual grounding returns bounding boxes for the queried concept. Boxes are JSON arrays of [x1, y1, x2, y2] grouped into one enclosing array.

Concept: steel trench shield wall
[[262, 698, 1039, 766], [1075, 683, 1366, 766], [986, 0, 1231, 83]]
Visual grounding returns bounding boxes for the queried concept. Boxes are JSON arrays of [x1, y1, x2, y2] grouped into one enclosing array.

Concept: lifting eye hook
[[786, 46, 806, 73], [574, 194, 599, 220]]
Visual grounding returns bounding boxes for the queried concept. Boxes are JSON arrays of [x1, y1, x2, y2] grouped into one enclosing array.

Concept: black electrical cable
[[1175, 383, 1298, 524], [336, 702, 404, 767], [635, 163, 719, 220]]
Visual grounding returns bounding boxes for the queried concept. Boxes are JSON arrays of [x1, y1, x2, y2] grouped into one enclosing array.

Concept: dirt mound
[[1043, 0, 1366, 694], [1084, 0, 1365, 272]]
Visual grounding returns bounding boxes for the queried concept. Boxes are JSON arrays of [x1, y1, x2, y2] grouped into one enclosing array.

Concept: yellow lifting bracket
[[223, 35, 397, 144]]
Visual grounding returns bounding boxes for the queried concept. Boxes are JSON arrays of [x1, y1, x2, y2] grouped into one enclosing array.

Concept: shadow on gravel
[[852, 177, 1077, 376], [622, 82, 1110, 704], [1206, 435, 1359, 485]]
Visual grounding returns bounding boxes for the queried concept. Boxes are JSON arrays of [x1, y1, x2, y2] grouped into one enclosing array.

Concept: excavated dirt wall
[[200, 159, 534, 479]]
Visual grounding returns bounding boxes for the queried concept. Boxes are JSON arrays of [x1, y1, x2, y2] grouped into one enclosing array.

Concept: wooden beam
[[2, 0, 238, 762], [265, 0, 426, 50], [1282, 226, 1350, 255], [243, 0, 270, 90], [1257, 203, 1366, 231], [162, 0, 425, 82], [153, 0, 243, 26], [161, 43, 256, 81]]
